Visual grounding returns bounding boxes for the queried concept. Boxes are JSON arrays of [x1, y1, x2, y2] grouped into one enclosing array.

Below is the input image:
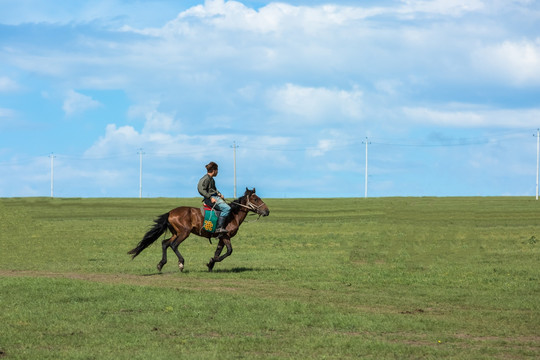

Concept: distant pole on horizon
[[49, 153, 55, 198], [138, 148, 144, 199], [362, 137, 370, 198], [232, 141, 238, 198], [533, 129, 539, 200]]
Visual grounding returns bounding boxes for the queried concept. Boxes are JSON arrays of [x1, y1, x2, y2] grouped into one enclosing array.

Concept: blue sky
[[1, 0, 539, 198]]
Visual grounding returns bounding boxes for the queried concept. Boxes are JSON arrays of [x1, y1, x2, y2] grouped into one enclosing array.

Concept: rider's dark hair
[[205, 161, 218, 172]]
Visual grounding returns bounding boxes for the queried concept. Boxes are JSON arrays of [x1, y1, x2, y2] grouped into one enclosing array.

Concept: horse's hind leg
[[170, 230, 190, 272], [157, 236, 175, 272]]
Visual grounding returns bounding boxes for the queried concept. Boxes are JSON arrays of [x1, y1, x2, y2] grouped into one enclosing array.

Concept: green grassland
[[0, 197, 538, 359]]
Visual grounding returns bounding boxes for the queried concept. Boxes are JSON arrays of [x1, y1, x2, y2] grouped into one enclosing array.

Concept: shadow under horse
[[128, 188, 270, 272]]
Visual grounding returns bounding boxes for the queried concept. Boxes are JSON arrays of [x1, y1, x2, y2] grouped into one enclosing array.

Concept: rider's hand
[[211, 197, 217, 203]]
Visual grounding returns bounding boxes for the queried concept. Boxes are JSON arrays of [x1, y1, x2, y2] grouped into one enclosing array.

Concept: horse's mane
[[229, 197, 244, 214]]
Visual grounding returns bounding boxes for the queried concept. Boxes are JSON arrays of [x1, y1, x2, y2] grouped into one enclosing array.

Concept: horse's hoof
[[178, 263, 184, 272], [206, 259, 215, 272], [157, 263, 163, 272]]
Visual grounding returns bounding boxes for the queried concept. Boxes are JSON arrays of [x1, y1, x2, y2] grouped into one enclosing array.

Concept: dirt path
[[0, 268, 365, 313], [0, 269, 241, 292]]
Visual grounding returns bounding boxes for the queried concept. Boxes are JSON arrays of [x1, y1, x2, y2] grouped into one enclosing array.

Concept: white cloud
[[398, 0, 485, 17], [375, 79, 403, 95], [473, 39, 540, 86], [0, 108, 17, 119], [141, 110, 181, 134], [84, 124, 141, 157], [268, 83, 363, 122], [84, 120, 219, 160], [0, 76, 21, 92], [307, 139, 338, 157], [403, 106, 540, 128], [124, 0, 384, 39], [166, 0, 484, 36], [110, 1, 505, 103], [62, 90, 102, 116]]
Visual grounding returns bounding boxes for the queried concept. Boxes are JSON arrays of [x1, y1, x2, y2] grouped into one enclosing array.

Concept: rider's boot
[[215, 216, 228, 234]]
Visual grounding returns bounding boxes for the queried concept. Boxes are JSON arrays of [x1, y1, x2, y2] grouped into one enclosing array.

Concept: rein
[[229, 197, 265, 220]]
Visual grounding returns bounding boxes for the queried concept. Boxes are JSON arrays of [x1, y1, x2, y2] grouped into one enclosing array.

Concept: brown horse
[[128, 188, 269, 272]]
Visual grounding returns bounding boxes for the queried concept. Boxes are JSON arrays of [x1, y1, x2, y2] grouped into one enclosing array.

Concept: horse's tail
[[128, 212, 170, 259]]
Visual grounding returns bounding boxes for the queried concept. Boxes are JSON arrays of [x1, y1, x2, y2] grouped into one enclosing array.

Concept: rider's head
[[205, 161, 218, 176]]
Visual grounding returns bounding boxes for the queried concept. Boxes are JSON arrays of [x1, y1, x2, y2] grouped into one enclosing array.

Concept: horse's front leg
[[207, 238, 224, 271], [207, 237, 232, 272]]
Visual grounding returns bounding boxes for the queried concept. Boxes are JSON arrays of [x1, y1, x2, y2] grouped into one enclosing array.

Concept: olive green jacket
[[197, 174, 218, 199]]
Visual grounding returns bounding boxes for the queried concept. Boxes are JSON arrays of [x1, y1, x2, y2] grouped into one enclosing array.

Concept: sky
[[1, 0, 539, 198]]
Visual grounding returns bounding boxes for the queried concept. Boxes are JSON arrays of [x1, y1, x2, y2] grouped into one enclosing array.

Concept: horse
[[128, 188, 270, 272]]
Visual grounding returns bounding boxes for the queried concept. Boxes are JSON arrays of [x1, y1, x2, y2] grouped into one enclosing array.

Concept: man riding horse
[[197, 161, 230, 234]]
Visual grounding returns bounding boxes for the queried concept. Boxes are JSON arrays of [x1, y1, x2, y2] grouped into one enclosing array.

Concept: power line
[[2, 129, 540, 198], [1, 130, 533, 168], [370, 130, 531, 148]]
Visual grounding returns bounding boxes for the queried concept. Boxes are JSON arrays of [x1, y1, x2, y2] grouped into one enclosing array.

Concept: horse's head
[[242, 188, 270, 217]]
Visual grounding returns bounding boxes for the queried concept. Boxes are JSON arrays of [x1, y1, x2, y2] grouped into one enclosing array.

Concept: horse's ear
[[253, 187, 256, 193]]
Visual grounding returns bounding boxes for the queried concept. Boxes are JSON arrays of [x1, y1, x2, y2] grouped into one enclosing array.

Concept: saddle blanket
[[201, 207, 220, 233]]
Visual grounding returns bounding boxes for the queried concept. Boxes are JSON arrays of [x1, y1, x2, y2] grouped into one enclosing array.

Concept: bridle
[[230, 195, 266, 216]]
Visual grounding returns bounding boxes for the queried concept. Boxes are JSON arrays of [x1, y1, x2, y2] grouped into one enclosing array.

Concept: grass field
[[0, 196, 538, 359]]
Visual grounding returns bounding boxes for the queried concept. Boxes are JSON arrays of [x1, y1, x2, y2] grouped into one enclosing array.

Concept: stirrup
[[215, 227, 227, 234]]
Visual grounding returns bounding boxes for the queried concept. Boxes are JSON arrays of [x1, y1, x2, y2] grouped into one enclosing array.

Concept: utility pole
[[362, 137, 370, 198], [138, 148, 144, 198], [49, 153, 55, 197], [534, 130, 539, 200], [232, 141, 238, 198]]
